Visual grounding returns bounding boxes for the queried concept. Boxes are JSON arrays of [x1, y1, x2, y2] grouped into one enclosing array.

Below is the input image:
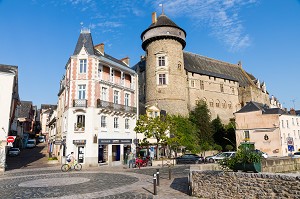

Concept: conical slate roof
[[141, 14, 186, 39], [73, 31, 95, 55]]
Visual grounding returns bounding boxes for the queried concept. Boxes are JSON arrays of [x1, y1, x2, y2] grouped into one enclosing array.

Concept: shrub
[[225, 145, 233, 151], [48, 157, 58, 160], [218, 146, 262, 171]]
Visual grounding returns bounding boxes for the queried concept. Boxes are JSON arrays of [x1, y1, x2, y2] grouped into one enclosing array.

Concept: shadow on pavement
[[170, 177, 189, 195], [6, 143, 47, 171]]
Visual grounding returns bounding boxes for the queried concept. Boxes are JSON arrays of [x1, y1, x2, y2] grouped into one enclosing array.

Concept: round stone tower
[[141, 12, 188, 116]]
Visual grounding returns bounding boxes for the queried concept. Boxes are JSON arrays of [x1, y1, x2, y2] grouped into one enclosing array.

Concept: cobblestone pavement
[[0, 165, 198, 199]]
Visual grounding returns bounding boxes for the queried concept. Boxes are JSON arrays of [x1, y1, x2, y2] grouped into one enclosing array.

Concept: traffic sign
[[287, 137, 294, 145], [7, 136, 15, 143], [288, 145, 294, 152]]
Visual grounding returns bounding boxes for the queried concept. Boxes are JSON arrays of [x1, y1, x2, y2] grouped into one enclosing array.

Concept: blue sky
[[0, 0, 300, 110]]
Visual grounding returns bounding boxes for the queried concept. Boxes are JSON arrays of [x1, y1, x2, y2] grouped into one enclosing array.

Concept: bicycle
[[61, 159, 82, 172]]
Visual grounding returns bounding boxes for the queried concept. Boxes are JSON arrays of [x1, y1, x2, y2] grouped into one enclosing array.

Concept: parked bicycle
[[61, 159, 82, 172]]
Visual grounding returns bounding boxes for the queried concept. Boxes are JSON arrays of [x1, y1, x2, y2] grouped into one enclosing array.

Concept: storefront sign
[[98, 139, 132, 144], [73, 139, 86, 145]]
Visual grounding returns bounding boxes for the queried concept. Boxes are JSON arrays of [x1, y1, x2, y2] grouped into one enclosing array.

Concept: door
[[78, 146, 84, 163]]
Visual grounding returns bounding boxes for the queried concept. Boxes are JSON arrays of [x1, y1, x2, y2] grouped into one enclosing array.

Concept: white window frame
[[101, 87, 108, 101], [101, 115, 107, 128], [158, 73, 167, 85], [113, 90, 119, 104], [98, 63, 103, 79], [114, 117, 119, 129], [158, 56, 166, 67], [125, 118, 129, 130], [79, 59, 87, 73], [78, 84, 86, 99], [125, 93, 130, 106]]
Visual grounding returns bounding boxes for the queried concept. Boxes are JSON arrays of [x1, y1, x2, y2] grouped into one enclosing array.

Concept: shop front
[[73, 139, 86, 164], [98, 139, 132, 166]]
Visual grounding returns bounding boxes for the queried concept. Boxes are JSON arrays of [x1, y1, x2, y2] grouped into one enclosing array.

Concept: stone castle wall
[[187, 72, 240, 123], [145, 39, 189, 116]]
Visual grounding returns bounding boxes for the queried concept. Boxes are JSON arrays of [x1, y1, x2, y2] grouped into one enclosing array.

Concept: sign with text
[[98, 139, 132, 144]]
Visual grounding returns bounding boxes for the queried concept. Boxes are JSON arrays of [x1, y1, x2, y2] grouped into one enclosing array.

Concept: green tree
[[134, 114, 170, 160], [168, 115, 200, 156], [224, 121, 237, 150], [211, 116, 225, 150], [189, 100, 213, 145]]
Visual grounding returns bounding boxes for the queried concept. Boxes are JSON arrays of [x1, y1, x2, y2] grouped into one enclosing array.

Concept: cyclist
[[66, 152, 75, 166]]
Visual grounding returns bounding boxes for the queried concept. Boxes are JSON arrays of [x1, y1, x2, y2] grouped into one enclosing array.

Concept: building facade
[[134, 12, 275, 123], [235, 101, 300, 157], [57, 28, 139, 166], [0, 64, 19, 172]]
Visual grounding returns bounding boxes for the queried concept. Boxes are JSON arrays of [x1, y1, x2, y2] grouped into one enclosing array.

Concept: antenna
[[291, 98, 296, 109]]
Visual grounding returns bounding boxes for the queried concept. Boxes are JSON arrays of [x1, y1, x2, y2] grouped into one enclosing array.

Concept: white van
[[27, 139, 36, 148]]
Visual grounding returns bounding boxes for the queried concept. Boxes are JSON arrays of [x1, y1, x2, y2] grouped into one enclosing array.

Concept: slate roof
[[133, 52, 257, 88], [183, 52, 254, 87], [71, 30, 128, 68], [19, 101, 33, 118], [141, 14, 186, 38], [40, 104, 57, 110], [235, 101, 286, 114]]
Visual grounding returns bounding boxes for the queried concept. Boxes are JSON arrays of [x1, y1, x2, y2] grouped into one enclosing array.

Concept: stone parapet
[[190, 170, 300, 198]]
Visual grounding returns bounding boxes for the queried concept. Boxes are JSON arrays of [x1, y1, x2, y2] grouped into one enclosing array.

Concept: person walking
[[128, 152, 133, 168]]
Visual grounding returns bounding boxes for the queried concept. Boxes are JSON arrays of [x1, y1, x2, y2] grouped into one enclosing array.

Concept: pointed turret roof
[[73, 28, 95, 56]]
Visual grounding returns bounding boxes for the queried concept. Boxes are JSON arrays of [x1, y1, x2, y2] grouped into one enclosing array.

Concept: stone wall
[[190, 170, 300, 198], [262, 157, 300, 173]]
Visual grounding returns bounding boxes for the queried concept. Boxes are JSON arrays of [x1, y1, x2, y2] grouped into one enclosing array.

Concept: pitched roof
[[73, 31, 95, 56], [235, 101, 286, 114], [71, 30, 128, 68], [19, 101, 33, 118], [183, 52, 254, 87]]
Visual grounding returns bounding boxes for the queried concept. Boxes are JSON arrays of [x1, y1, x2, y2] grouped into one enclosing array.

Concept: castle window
[[228, 102, 232, 109], [214, 77, 216, 81], [222, 101, 226, 108], [216, 100, 220, 108], [191, 80, 195, 88], [158, 56, 165, 66], [178, 63, 181, 70], [200, 80, 204, 90], [158, 74, 166, 85], [179, 31, 181, 35], [209, 102, 214, 107], [231, 87, 235, 94], [220, 84, 224, 92]]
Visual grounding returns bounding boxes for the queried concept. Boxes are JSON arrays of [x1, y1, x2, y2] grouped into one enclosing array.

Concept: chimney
[[94, 43, 104, 55], [152, 12, 157, 24], [290, 108, 296, 115], [121, 57, 130, 66]]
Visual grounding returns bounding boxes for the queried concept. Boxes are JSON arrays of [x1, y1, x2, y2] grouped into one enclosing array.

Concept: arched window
[[216, 100, 220, 108], [209, 99, 214, 107]]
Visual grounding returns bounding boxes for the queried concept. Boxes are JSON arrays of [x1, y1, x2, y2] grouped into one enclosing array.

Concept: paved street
[[3, 143, 197, 199], [0, 165, 197, 199]]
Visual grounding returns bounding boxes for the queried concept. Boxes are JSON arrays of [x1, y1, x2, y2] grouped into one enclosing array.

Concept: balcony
[[97, 99, 137, 115], [73, 99, 87, 108], [100, 78, 134, 92], [74, 123, 85, 132]]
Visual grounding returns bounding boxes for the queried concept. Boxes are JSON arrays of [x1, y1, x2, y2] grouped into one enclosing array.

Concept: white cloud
[[149, 0, 258, 51]]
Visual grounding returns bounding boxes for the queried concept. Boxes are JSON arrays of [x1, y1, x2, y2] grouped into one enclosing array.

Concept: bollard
[[156, 168, 160, 186], [168, 165, 171, 180], [153, 173, 157, 195]]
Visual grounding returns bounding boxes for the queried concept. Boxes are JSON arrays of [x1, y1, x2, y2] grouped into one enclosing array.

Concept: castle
[[134, 12, 280, 123]]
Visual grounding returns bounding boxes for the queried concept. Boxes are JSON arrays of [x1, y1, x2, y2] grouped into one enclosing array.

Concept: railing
[[74, 123, 85, 132], [100, 78, 134, 90], [73, 99, 87, 107], [97, 99, 137, 114]]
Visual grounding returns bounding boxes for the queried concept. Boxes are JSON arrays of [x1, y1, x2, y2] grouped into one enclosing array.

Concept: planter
[[233, 162, 261, 173]]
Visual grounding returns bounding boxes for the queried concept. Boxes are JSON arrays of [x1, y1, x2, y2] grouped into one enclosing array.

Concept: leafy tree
[[225, 145, 234, 151], [224, 121, 237, 150], [189, 100, 213, 145], [168, 115, 200, 156], [134, 114, 170, 160], [211, 116, 225, 150]]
